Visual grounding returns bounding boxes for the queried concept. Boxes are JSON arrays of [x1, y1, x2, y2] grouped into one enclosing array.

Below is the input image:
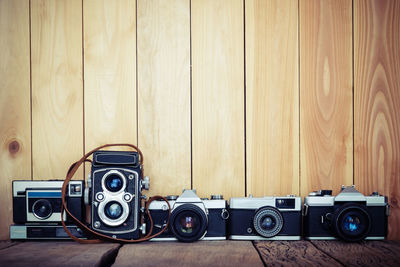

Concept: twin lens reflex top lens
[[105, 174, 124, 192]]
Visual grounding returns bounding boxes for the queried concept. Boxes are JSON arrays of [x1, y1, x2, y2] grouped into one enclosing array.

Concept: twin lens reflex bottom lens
[[105, 174, 124, 192], [105, 201, 123, 220], [33, 199, 53, 219]]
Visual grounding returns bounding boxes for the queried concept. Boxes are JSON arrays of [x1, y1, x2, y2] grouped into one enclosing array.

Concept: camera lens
[[171, 204, 207, 242], [32, 199, 53, 220], [333, 203, 371, 242], [105, 201, 123, 220], [105, 174, 124, 192], [253, 206, 283, 238]]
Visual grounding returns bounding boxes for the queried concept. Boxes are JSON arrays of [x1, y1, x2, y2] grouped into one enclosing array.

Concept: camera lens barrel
[[170, 204, 208, 242], [253, 206, 284, 238], [32, 199, 53, 220], [332, 203, 371, 242]]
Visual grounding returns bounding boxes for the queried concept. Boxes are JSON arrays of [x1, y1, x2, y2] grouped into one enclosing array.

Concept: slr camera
[[303, 185, 389, 241], [88, 150, 149, 239], [11, 180, 86, 240], [146, 189, 228, 242], [13, 180, 85, 223], [228, 195, 302, 240]]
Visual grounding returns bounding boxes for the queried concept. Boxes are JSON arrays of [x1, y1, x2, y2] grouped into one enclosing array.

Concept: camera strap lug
[[221, 208, 229, 220], [386, 204, 391, 216], [302, 204, 309, 216]]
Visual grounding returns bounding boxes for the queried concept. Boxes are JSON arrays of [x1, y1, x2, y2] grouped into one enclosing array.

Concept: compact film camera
[[228, 195, 302, 240], [303, 185, 389, 241]]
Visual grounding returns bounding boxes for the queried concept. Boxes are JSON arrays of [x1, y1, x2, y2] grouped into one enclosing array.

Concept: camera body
[[12, 180, 85, 224], [303, 186, 389, 241], [147, 190, 228, 242], [89, 150, 148, 239], [228, 195, 302, 240]]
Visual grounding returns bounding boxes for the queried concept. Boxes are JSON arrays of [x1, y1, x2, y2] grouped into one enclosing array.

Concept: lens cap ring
[[333, 203, 371, 242], [170, 204, 208, 242], [253, 206, 284, 238]]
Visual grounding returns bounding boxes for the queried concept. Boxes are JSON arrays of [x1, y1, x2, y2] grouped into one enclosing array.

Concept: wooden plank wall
[[0, 0, 399, 240]]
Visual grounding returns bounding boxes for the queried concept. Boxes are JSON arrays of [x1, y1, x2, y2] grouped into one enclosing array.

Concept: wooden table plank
[[311, 240, 400, 266], [254, 241, 341, 266], [0, 242, 120, 267], [0, 241, 18, 250], [113, 241, 264, 267]]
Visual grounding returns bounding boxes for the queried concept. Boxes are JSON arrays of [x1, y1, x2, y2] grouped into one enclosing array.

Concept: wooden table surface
[[0, 240, 399, 267]]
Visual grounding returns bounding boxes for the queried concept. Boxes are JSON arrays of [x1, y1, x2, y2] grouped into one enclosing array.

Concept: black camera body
[[146, 190, 228, 242], [12, 180, 85, 224], [228, 195, 302, 240], [303, 186, 389, 241], [89, 150, 148, 239]]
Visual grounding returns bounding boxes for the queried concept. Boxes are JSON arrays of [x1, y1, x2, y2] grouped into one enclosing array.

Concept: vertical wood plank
[[0, 0, 31, 240], [84, 0, 137, 152], [300, 0, 353, 196], [137, 0, 191, 196], [31, 0, 83, 179], [354, 0, 400, 239], [191, 0, 245, 198], [246, 0, 299, 196]]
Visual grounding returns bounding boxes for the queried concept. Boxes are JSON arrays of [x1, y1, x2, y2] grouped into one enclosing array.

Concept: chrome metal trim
[[229, 235, 301, 241]]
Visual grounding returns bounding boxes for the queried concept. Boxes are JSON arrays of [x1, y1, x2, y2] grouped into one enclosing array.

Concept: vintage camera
[[12, 180, 85, 223], [146, 190, 228, 242], [303, 185, 390, 241], [88, 150, 149, 239], [228, 195, 302, 240]]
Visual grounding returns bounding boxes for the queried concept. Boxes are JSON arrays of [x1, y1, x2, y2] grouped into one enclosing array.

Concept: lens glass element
[[343, 215, 361, 232], [260, 215, 276, 231], [105, 201, 123, 220], [33, 199, 53, 219], [178, 212, 199, 234], [105, 174, 124, 192]]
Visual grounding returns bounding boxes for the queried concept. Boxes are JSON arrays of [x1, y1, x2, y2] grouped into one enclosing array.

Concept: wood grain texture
[[0, 242, 120, 267], [311, 240, 400, 266], [84, 0, 137, 154], [114, 241, 264, 267], [137, 0, 191, 196], [191, 0, 245, 199], [254, 241, 341, 266], [354, 0, 400, 240], [300, 0, 353, 196], [31, 0, 83, 179], [0, 0, 31, 240], [246, 0, 299, 196]]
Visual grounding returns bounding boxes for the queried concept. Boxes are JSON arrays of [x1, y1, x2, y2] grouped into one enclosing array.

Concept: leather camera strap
[[61, 143, 171, 244]]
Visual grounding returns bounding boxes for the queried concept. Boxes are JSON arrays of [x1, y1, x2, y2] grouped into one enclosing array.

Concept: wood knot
[[8, 140, 20, 155], [390, 197, 398, 209]]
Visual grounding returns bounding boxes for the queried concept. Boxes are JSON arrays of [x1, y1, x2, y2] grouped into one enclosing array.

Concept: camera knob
[[141, 176, 150, 190]]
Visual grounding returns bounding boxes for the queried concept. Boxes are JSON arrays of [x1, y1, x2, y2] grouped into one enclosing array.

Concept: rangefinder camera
[[229, 195, 302, 240], [88, 150, 149, 239], [303, 185, 389, 242], [12, 180, 85, 223], [147, 189, 229, 242]]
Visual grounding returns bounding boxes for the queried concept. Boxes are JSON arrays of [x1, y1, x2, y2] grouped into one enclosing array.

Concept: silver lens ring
[[253, 206, 284, 238], [98, 198, 130, 227], [32, 199, 53, 220], [101, 170, 127, 195]]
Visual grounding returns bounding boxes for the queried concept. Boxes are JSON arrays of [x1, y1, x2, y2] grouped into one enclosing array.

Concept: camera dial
[[253, 206, 284, 238]]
